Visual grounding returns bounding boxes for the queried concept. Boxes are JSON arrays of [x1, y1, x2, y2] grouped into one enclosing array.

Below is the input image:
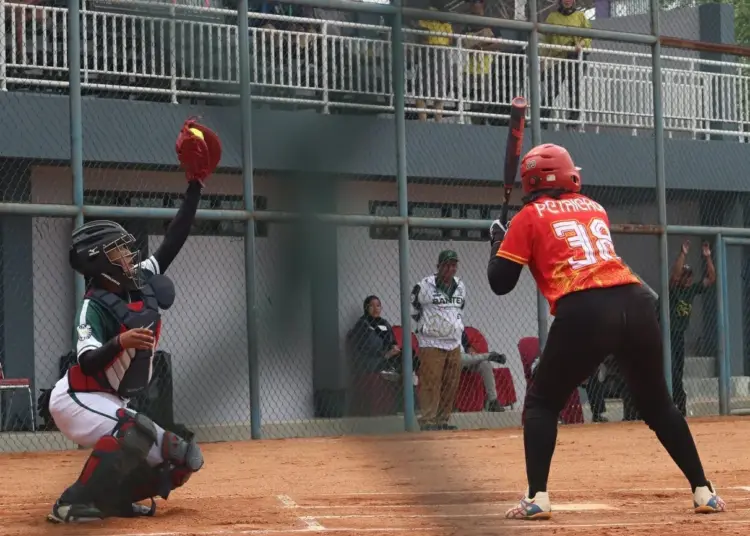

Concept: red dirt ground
[[2, 416, 750, 535]]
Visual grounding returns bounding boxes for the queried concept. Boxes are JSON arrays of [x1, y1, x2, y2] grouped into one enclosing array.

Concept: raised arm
[[669, 240, 690, 286], [150, 181, 202, 275], [702, 241, 716, 287]]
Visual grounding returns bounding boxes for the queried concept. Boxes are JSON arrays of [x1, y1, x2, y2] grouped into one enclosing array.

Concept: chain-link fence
[[0, 0, 749, 454]]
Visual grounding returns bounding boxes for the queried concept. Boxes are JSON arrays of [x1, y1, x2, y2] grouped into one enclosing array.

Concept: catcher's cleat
[[505, 492, 552, 521], [47, 500, 104, 524], [693, 482, 726, 514]]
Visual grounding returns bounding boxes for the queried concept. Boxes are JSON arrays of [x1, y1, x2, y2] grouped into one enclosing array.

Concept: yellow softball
[[189, 127, 204, 140]]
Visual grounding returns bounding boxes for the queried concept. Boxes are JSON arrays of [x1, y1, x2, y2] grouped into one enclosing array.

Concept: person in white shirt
[[411, 250, 466, 430]]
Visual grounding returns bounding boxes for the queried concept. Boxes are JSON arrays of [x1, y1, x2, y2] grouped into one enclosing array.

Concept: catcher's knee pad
[[162, 431, 204, 472], [124, 434, 203, 502]]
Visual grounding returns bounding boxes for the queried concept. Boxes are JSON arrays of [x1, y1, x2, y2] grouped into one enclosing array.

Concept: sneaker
[[693, 482, 726, 514], [420, 423, 442, 431], [379, 367, 401, 383], [592, 414, 609, 423], [485, 399, 506, 412], [47, 501, 104, 524], [505, 492, 552, 520], [488, 352, 507, 365], [439, 423, 458, 430]]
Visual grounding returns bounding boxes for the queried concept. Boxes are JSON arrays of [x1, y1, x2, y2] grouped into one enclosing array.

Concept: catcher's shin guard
[[124, 431, 204, 503], [49, 408, 158, 522]]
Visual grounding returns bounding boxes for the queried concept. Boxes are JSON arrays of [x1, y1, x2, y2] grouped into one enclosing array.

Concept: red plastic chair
[[455, 327, 517, 412], [518, 336, 583, 425], [391, 325, 419, 359], [0, 362, 35, 431]]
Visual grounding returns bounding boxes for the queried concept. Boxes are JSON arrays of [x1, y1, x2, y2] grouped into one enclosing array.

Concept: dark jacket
[[346, 314, 397, 375]]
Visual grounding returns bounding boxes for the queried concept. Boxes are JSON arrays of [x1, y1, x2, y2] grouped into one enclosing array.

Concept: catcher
[[46, 119, 221, 523]]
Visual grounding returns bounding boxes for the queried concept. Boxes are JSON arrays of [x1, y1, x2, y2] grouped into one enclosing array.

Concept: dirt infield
[[2, 416, 750, 535]]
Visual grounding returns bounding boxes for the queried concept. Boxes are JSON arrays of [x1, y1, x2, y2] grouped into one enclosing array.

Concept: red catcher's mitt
[[175, 118, 222, 182]]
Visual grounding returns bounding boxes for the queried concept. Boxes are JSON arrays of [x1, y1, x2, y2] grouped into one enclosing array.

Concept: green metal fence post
[[650, 0, 672, 397], [68, 0, 84, 304], [239, 0, 262, 439], [715, 234, 730, 415], [528, 0, 548, 350], [391, 0, 417, 433]]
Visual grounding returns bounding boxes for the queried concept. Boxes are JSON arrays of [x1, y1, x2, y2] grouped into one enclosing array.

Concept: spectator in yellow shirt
[[540, 0, 591, 127], [411, 6, 453, 122]]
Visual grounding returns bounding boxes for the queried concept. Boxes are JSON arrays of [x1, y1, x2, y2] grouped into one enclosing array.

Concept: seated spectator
[[346, 295, 401, 377], [461, 328, 507, 412], [540, 0, 591, 128], [345, 295, 404, 416]]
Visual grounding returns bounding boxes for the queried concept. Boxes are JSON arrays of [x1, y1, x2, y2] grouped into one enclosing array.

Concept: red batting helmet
[[520, 143, 581, 194]]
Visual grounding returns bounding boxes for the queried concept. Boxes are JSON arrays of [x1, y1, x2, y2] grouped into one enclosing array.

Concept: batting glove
[[490, 219, 507, 245]]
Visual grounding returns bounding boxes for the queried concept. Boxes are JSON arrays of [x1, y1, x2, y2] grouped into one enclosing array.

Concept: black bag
[[128, 351, 194, 441], [36, 351, 77, 430]]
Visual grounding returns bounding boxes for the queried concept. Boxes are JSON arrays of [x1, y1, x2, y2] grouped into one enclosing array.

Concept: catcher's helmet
[[520, 143, 581, 194], [69, 220, 143, 291]]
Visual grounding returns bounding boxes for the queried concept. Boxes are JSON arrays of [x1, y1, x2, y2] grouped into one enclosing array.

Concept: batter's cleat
[[47, 500, 104, 524], [505, 492, 552, 520], [693, 482, 726, 514]]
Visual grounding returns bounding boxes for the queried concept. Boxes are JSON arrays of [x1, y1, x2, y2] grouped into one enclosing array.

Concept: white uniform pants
[[49, 374, 166, 467]]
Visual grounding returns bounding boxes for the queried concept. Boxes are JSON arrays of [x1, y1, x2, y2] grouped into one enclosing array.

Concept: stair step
[[684, 356, 715, 379]]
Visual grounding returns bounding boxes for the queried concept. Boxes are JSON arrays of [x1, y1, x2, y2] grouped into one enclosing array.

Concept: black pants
[[523, 283, 708, 497], [670, 330, 688, 416], [541, 52, 588, 123]]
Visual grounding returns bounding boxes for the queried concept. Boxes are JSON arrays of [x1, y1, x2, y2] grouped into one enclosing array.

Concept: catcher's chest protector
[[88, 285, 162, 398]]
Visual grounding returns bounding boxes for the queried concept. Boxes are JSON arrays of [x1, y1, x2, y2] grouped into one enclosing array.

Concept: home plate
[[554, 503, 618, 512]]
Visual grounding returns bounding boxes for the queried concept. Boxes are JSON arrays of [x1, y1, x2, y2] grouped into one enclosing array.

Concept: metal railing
[[3, 0, 750, 139]]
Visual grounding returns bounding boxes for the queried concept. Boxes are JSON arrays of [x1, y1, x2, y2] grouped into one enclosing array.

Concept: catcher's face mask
[[104, 236, 143, 290]]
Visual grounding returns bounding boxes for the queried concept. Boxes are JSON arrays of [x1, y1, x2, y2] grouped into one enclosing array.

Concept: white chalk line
[[276, 495, 300, 509], [299, 517, 326, 530], [277, 494, 322, 531]]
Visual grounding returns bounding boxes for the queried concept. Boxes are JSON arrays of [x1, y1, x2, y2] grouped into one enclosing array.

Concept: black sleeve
[[487, 241, 524, 296], [78, 338, 123, 376], [410, 284, 422, 322], [461, 330, 470, 352], [153, 181, 202, 274]]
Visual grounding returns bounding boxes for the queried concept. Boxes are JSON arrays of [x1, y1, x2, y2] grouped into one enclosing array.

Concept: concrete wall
[[2, 92, 750, 191]]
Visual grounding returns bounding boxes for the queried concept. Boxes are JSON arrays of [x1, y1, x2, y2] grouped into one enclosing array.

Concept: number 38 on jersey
[[553, 217, 618, 270]]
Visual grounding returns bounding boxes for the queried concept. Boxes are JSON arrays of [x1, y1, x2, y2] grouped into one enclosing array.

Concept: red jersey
[[497, 192, 640, 315]]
